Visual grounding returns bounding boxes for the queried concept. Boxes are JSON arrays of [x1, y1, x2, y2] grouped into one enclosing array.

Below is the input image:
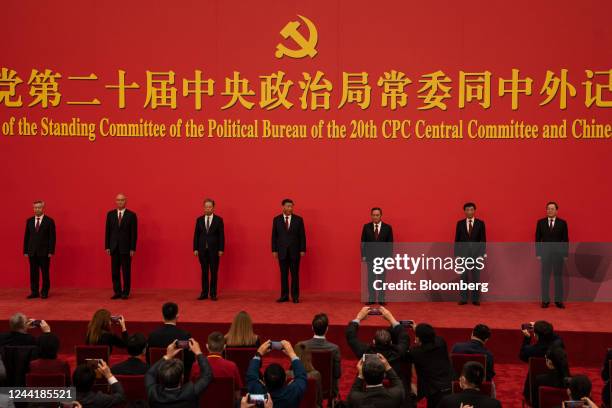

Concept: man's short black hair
[[415, 323, 436, 344], [568, 375, 592, 400], [362, 358, 386, 385], [73, 364, 96, 393], [281, 198, 294, 206], [374, 329, 392, 347], [203, 198, 215, 206], [38, 333, 60, 359], [162, 302, 179, 321], [463, 202, 476, 210], [371, 207, 382, 215], [207, 331, 225, 353], [534, 320, 554, 342], [472, 324, 491, 342], [158, 359, 184, 388], [264, 363, 286, 391], [312, 313, 329, 336], [546, 201, 559, 210], [462, 361, 486, 387], [127, 333, 147, 357]]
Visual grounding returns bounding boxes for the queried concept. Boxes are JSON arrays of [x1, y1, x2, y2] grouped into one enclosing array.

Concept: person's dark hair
[[162, 302, 179, 321], [203, 198, 215, 206], [73, 364, 96, 393], [38, 333, 60, 359], [462, 361, 486, 387], [472, 324, 491, 342], [264, 363, 286, 391], [415, 323, 436, 344], [546, 346, 570, 381], [281, 198, 294, 206], [374, 329, 392, 347], [362, 358, 386, 385], [546, 201, 559, 210], [371, 207, 382, 215], [207, 331, 225, 353], [158, 359, 184, 388], [463, 202, 476, 210], [568, 375, 592, 400], [127, 333, 147, 357], [312, 313, 329, 336], [534, 320, 554, 343]]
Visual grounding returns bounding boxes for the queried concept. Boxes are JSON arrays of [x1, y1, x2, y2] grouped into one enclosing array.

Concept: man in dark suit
[[74, 360, 126, 408], [105, 193, 137, 300], [147, 302, 194, 380], [272, 198, 306, 303], [111, 333, 149, 375], [23, 200, 56, 299], [535, 201, 569, 308], [0, 313, 51, 348], [451, 324, 495, 383], [146, 338, 212, 408], [347, 353, 404, 408], [454, 202, 486, 305], [437, 362, 502, 408], [361, 207, 393, 304], [193, 198, 225, 300]]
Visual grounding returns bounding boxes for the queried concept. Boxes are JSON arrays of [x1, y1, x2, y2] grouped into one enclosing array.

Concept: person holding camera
[[246, 339, 307, 408], [564, 375, 599, 408], [85, 309, 128, 353], [0, 312, 51, 348], [74, 359, 125, 408], [347, 353, 404, 408]]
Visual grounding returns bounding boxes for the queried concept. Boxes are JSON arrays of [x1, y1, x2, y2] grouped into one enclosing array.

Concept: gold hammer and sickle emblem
[[275, 15, 318, 59]]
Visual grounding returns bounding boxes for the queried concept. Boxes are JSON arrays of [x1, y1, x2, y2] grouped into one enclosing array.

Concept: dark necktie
[[118, 211, 123, 226], [35, 218, 41, 232], [468, 219, 473, 237], [206, 216, 210, 232], [374, 224, 379, 240], [285, 216, 289, 231], [549, 219, 554, 230]]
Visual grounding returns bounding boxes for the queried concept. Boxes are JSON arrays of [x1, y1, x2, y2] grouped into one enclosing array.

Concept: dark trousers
[[29, 255, 50, 296], [460, 266, 481, 302], [426, 390, 451, 408], [279, 256, 300, 300], [541, 255, 564, 302], [367, 261, 386, 303], [111, 252, 131, 296], [199, 251, 219, 297]]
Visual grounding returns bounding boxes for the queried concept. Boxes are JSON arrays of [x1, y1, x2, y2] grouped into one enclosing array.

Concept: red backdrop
[[1, 0, 611, 292]]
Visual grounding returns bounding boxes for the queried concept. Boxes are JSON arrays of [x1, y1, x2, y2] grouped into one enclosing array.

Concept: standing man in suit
[[105, 193, 137, 300], [193, 198, 224, 301], [272, 198, 306, 303], [535, 201, 569, 309], [454, 202, 486, 306], [24, 200, 56, 299], [361, 207, 393, 305]]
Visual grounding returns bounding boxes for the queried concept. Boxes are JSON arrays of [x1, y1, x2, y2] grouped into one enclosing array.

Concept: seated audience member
[[0, 358, 16, 408], [520, 320, 565, 401], [225, 311, 260, 347], [29, 332, 71, 385], [528, 346, 571, 408], [240, 393, 273, 408], [410, 323, 453, 408], [85, 309, 128, 353], [111, 333, 148, 375], [565, 375, 599, 408], [0, 313, 50, 347], [247, 340, 307, 408], [147, 302, 194, 380], [204, 331, 242, 401], [287, 343, 322, 408], [346, 353, 404, 408], [145, 338, 212, 408], [74, 359, 125, 408], [437, 362, 501, 408], [601, 349, 612, 407], [297, 312, 341, 398], [451, 324, 495, 382]]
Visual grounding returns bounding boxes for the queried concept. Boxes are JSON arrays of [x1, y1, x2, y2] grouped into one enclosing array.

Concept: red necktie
[[468, 219, 473, 237], [118, 211, 123, 226], [35, 218, 41, 232], [206, 216, 210, 232], [284, 216, 289, 231], [374, 224, 379, 240], [549, 219, 553, 230]]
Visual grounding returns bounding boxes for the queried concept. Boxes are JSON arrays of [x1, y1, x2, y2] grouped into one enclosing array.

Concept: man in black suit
[[74, 360, 126, 408], [347, 353, 404, 408], [437, 362, 502, 408], [451, 324, 495, 383], [361, 207, 393, 304], [111, 333, 149, 375], [193, 198, 225, 300], [105, 193, 137, 300], [0, 313, 51, 348], [147, 302, 194, 380], [145, 338, 212, 408], [454, 202, 486, 306], [272, 198, 306, 303], [535, 201, 569, 308], [23, 200, 56, 299]]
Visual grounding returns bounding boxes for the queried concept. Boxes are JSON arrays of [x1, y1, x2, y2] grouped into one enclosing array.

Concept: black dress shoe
[[472, 301, 480, 306], [27, 293, 39, 299], [555, 302, 565, 309], [293, 299, 299, 303], [211, 296, 218, 301], [41, 294, 48, 299], [111, 294, 121, 299], [458, 301, 468, 305], [276, 297, 289, 303], [121, 294, 129, 300], [541, 302, 550, 308], [197, 294, 208, 300]]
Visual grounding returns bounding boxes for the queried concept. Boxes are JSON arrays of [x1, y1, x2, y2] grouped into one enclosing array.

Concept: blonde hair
[[225, 311, 258, 346], [86, 309, 111, 345]]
